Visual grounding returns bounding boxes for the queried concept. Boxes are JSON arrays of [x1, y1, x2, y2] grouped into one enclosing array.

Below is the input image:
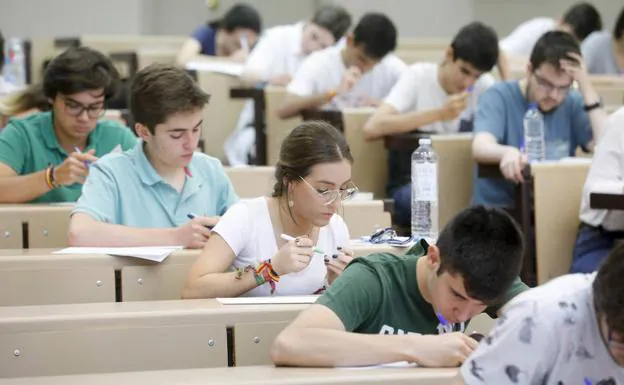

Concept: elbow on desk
[[270, 328, 297, 366], [362, 120, 384, 142], [67, 221, 86, 247], [276, 104, 297, 120]]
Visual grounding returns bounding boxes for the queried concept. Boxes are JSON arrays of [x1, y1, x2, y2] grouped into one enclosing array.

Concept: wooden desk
[[590, 193, 624, 210], [230, 87, 267, 165], [0, 366, 458, 385]]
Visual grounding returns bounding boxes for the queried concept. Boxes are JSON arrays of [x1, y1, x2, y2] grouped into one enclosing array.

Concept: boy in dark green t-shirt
[[272, 205, 528, 368]]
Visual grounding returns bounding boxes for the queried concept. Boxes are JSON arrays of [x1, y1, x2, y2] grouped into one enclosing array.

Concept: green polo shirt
[[0, 111, 137, 203]]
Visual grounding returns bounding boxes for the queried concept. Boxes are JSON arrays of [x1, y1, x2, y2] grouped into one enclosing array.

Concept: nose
[[454, 306, 472, 323], [77, 109, 90, 122]]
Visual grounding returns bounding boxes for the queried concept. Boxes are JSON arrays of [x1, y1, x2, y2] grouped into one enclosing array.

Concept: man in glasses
[[0, 47, 137, 203], [472, 30, 605, 209], [68, 64, 238, 249], [454, 244, 624, 385]]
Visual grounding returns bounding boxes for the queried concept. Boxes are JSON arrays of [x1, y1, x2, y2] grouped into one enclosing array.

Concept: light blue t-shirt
[[472, 81, 592, 208], [581, 31, 623, 76], [73, 141, 239, 227]]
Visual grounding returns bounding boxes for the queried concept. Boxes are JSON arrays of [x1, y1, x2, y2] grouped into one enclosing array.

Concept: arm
[[0, 163, 52, 203], [472, 132, 517, 164], [363, 103, 446, 140], [496, 50, 512, 81], [277, 92, 333, 119], [176, 38, 202, 66]]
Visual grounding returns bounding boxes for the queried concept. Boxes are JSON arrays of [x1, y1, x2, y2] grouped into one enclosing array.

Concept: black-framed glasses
[[61, 96, 106, 119], [299, 177, 359, 206], [532, 72, 572, 95]]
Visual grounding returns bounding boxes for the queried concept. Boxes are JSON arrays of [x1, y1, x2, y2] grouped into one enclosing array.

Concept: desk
[[590, 193, 624, 210], [230, 87, 266, 165]]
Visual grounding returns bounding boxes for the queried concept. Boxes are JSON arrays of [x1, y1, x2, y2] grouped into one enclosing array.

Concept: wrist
[[325, 89, 337, 102], [44, 167, 59, 189]]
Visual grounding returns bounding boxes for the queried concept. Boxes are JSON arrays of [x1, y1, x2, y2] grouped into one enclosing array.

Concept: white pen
[[280, 233, 324, 254]]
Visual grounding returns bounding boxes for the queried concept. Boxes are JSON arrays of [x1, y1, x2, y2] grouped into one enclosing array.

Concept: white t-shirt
[[243, 22, 306, 81], [383, 62, 496, 134], [212, 197, 351, 296], [461, 273, 624, 385], [286, 45, 407, 108], [500, 17, 557, 58]]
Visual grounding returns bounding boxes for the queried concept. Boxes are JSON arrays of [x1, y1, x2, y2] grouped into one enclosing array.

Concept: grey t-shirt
[[460, 273, 624, 385], [582, 31, 622, 76]]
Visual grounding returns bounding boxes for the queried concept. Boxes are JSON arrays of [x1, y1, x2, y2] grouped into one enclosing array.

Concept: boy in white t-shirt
[[277, 13, 406, 120], [454, 243, 624, 385], [363, 21, 499, 229]]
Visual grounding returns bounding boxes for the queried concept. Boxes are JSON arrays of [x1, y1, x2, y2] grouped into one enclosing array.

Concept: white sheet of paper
[[338, 361, 418, 370], [216, 296, 319, 305], [53, 246, 183, 262], [184, 61, 244, 76]]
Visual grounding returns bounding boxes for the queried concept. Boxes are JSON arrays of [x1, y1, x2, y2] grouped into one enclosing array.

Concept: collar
[[132, 140, 165, 186]]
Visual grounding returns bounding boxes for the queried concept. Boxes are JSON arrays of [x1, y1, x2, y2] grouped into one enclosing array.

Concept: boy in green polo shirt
[[271, 205, 528, 368], [0, 47, 137, 204]]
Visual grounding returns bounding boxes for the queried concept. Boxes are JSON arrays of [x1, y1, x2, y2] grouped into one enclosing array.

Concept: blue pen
[[436, 312, 449, 326], [584, 378, 592, 385], [187, 213, 214, 229], [73, 146, 91, 168]]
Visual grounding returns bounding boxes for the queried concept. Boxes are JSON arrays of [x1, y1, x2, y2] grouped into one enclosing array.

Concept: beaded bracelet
[[234, 261, 280, 294]]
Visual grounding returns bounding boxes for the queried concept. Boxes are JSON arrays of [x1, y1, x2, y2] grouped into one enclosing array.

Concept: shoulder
[[221, 197, 267, 220], [379, 54, 408, 72], [476, 73, 497, 90], [349, 252, 415, 275], [1, 111, 49, 139], [407, 62, 437, 77], [582, 30, 610, 50], [190, 152, 226, 173], [192, 25, 214, 38], [93, 150, 133, 173], [508, 274, 594, 311], [482, 81, 519, 99], [305, 46, 340, 67], [95, 119, 133, 136]]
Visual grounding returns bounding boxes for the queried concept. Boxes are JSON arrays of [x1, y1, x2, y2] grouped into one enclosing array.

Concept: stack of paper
[[53, 246, 183, 262], [216, 296, 319, 305], [184, 60, 244, 76]]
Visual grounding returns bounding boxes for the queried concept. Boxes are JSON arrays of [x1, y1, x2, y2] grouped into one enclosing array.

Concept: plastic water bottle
[[411, 138, 439, 243], [3, 37, 26, 88], [523, 102, 545, 163]]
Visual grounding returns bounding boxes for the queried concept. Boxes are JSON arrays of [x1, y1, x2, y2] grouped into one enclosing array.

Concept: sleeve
[[460, 300, 558, 385], [211, 200, 252, 256], [72, 162, 120, 223], [286, 56, 321, 96], [383, 66, 419, 113], [316, 260, 383, 332], [243, 33, 276, 81], [485, 277, 530, 318], [570, 93, 593, 151], [191, 25, 211, 43], [499, 18, 552, 55], [213, 161, 239, 215], [474, 86, 507, 143], [0, 120, 30, 174]]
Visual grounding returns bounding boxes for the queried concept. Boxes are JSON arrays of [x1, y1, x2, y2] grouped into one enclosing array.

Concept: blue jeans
[[391, 183, 411, 228], [570, 223, 616, 273]]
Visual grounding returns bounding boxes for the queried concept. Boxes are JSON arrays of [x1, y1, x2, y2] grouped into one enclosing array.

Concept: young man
[[0, 47, 137, 204], [455, 243, 624, 384], [271, 206, 528, 368], [472, 31, 605, 209], [225, 4, 352, 165], [581, 5, 624, 75], [277, 12, 406, 120], [571, 107, 624, 273], [363, 21, 499, 229], [176, 3, 262, 65], [68, 64, 238, 249]]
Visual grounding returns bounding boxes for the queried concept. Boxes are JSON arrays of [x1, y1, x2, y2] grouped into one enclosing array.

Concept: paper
[[185, 60, 243, 76], [53, 246, 183, 262], [352, 237, 416, 249], [339, 361, 418, 370], [216, 295, 319, 305]]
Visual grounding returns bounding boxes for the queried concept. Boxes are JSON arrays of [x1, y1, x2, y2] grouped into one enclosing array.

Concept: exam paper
[[53, 246, 183, 262]]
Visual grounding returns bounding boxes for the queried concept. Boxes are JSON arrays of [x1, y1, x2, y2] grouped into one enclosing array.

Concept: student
[[183, 121, 355, 298], [225, 4, 352, 166], [176, 3, 262, 66], [68, 64, 238, 249], [581, 6, 624, 75], [363, 21, 499, 229], [0, 29, 19, 98], [0, 47, 137, 204], [570, 107, 624, 273], [499, 2, 602, 71], [277, 13, 406, 120], [455, 243, 624, 384], [472, 31, 605, 209], [271, 206, 528, 367]]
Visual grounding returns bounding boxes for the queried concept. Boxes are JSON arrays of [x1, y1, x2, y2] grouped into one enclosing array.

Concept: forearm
[[68, 219, 179, 247], [182, 271, 260, 299], [472, 140, 515, 164], [496, 51, 511, 81], [364, 109, 444, 140], [278, 93, 331, 119], [239, 70, 265, 86], [0, 170, 52, 203], [271, 328, 408, 367]]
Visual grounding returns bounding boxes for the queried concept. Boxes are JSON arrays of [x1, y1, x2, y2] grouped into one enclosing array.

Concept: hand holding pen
[[325, 246, 354, 285], [272, 234, 316, 276], [53, 148, 98, 186], [176, 213, 219, 249]]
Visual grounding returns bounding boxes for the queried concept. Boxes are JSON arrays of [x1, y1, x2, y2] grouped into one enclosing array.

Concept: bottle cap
[[528, 102, 538, 110], [418, 138, 431, 145]]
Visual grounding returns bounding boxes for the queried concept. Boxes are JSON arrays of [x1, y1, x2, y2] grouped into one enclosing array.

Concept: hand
[[325, 247, 354, 284], [269, 74, 292, 87], [499, 147, 527, 183], [560, 52, 590, 89], [405, 332, 479, 367], [337, 66, 362, 95], [439, 92, 469, 121], [176, 216, 219, 249], [54, 149, 98, 186], [271, 237, 314, 276]]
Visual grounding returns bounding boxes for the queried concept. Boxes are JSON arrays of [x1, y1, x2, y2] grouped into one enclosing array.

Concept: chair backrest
[[264, 86, 301, 165], [341, 201, 391, 238], [0, 204, 72, 249], [532, 161, 591, 284], [225, 166, 275, 198]]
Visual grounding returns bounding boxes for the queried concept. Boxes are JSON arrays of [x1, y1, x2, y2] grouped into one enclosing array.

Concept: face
[[527, 62, 573, 112], [301, 23, 336, 55], [598, 314, 624, 366], [425, 246, 488, 324], [442, 50, 484, 94], [51, 89, 105, 140], [224, 27, 259, 54], [344, 36, 381, 73], [137, 109, 203, 169], [288, 160, 354, 227]]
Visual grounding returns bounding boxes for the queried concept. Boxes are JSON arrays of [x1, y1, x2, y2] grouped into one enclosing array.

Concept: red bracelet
[[257, 260, 280, 294]]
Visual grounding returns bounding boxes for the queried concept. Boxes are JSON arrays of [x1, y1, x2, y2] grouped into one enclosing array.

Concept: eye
[[170, 133, 184, 139]]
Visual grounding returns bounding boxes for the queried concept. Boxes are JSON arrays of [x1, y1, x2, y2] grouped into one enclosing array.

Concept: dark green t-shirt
[[317, 242, 528, 335]]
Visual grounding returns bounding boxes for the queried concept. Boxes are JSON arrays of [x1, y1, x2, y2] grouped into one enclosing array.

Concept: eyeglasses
[[61, 96, 106, 119], [532, 72, 572, 95], [299, 177, 358, 206]]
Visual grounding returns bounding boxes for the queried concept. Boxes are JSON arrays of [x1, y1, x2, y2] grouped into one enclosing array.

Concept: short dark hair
[[451, 22, 499, 72], [210, 3, 262, 34], [272, 120, 353, 198], [436, 206, 524, 303], [130, 64, 210, 134], [42, 47, 120, 101], [529, 30, 581, 71], [614, 6, 624, 40], [352, 13, 397, 59], [593, 243, 624, 334], [312, 4, 352, 42], [562, 2, 602, 41]]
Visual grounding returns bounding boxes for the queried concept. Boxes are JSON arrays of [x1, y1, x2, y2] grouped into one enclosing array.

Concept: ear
[[426, 244, 441, 270], [525, 61, 533, 79], [134, 122, 151, 141], [346, 34, 355, 47], [445, 46, 454, 62]]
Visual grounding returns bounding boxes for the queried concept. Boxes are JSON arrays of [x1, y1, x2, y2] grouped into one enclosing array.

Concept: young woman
[[182, 120, 357, 298]]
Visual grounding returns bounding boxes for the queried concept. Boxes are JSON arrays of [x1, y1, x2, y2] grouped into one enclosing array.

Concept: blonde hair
[[0, 83, 50, 117]]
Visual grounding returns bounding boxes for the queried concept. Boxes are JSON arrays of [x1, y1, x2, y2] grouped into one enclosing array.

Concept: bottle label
[[414, 163, 437, 201]]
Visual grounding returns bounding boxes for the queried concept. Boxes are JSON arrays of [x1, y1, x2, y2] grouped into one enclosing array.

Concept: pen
[[436, 312, 449, 326], [187, 213, 214, 229], [280, 234, 324, 254], [73, 146, 91, 168], [584, 378, 592, 385]]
